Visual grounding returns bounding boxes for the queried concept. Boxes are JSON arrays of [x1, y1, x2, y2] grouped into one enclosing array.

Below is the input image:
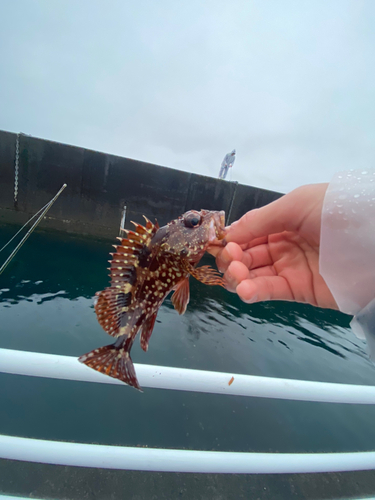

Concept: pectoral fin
[[184, 263, 225, 287], [171, 277, 190, 315]]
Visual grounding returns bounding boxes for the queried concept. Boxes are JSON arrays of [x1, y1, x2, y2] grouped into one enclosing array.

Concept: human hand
[[208, 184, 338, 309]]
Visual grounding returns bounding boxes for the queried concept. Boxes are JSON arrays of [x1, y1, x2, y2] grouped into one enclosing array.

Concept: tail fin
[[79, 344, 141, 391]]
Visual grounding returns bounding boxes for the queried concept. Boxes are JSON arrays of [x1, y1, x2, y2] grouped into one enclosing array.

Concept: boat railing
[[1, 347, 375, 474]]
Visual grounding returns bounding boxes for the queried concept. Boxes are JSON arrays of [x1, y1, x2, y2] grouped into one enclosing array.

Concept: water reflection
[[0, 225, 367, 368], [0, 227, 109, 303], [2, 224, 375, 458], [168, 276, 363, 363]]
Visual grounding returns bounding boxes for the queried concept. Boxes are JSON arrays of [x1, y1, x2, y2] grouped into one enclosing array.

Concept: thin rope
[[0, 184, 67, 275], [0, 201, 50, 254]]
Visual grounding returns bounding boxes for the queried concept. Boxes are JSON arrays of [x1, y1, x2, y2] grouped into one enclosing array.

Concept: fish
[[79, 209, 226, 390]]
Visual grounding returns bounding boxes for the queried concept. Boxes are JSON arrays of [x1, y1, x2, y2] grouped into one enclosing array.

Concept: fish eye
[[183, 211, 202, 228]]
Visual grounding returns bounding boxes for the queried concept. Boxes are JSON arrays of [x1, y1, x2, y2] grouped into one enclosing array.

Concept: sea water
[[1, 226, 375, 497]]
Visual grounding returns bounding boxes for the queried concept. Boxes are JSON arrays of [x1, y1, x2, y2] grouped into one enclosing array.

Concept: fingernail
[[243, 294, 258, 304], [224, 270, 238, 293], [226, 221, 237, 230], [219, 255, 230, 271]]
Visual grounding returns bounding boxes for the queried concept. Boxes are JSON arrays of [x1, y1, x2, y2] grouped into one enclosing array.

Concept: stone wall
[[0, 130, 282, 239]]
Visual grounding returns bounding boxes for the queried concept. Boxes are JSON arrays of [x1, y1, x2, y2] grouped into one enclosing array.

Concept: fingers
[[206, 240, 244, 258], [244, 244, 273, 269], [206, 245, 221, 258], [215, 242, 246, 273], [226, 184, 328, 246], [224, 261, 250, 292], [236, 276, 294, 303], [208, 242, 250, 273], [226, 199, 290, 245], [224, 260, 277, 293], [223, 261, 294, 302], [213, 240, 274, 277], [223, 259, 294, 302]]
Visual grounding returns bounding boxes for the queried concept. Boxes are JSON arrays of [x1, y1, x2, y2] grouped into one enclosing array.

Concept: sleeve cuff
[[350, 297, 375, 360]]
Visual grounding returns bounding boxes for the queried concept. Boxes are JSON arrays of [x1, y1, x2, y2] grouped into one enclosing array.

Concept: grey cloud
[[0, 0, 375, 194]]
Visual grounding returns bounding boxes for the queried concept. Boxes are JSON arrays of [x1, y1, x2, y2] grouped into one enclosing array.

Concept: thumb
[[226, 186, 315, 245]]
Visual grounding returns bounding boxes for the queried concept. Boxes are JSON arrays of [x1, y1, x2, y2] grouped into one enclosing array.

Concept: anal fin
[[140, 312, 158, 352], [171, 277, 190, 315]]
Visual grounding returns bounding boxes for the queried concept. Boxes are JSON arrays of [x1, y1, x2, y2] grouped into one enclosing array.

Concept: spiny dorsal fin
[[142, 215, 160, 231], [95, 217, 160, 338], [110, 219, 158, 286]]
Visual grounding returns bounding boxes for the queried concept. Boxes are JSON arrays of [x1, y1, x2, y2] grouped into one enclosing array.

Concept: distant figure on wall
[[218, 149, 236, 180]]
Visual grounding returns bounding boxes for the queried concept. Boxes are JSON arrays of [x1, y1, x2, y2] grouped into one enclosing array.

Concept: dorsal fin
[[110, 219, 158, 286], [142, 215, 160, 231], [95, 287, 132, 337], [94, 218, 160, 338]]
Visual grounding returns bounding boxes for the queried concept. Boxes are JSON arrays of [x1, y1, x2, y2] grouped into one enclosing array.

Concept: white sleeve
[[319, 169, 375, 358]]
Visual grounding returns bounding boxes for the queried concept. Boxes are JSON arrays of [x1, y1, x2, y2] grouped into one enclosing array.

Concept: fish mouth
[[216, 211, 226, 240], [208, 211, 226, 242]]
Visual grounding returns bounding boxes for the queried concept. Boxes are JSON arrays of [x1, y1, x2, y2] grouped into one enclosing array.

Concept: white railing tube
[[0, 435, 375, 474], [0, 497, 45, 500], [1, 348, 375, 404]]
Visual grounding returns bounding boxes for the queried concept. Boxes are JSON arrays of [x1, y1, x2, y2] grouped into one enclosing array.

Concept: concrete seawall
[[0, 130, 282, 239]]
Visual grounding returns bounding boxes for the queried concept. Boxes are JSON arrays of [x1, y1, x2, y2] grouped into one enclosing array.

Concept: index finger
[[226, 199, 290, 245], [226, 184, 327, 245]]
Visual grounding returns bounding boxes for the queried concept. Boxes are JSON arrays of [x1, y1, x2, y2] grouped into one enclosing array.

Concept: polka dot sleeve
[[320, 169, 375, 358]]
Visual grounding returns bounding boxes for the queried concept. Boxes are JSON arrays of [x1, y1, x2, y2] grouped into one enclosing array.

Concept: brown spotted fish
[[79, 209, 226, 390]]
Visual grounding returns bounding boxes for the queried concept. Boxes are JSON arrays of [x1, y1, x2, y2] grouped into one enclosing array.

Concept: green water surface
[[0, 226, 375, 459]]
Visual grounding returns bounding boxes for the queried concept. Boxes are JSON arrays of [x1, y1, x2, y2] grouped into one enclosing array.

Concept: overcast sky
[[1, 0, 374, 192]]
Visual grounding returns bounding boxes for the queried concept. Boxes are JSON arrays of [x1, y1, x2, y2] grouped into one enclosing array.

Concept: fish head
[[154, 209, 226, 262]]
